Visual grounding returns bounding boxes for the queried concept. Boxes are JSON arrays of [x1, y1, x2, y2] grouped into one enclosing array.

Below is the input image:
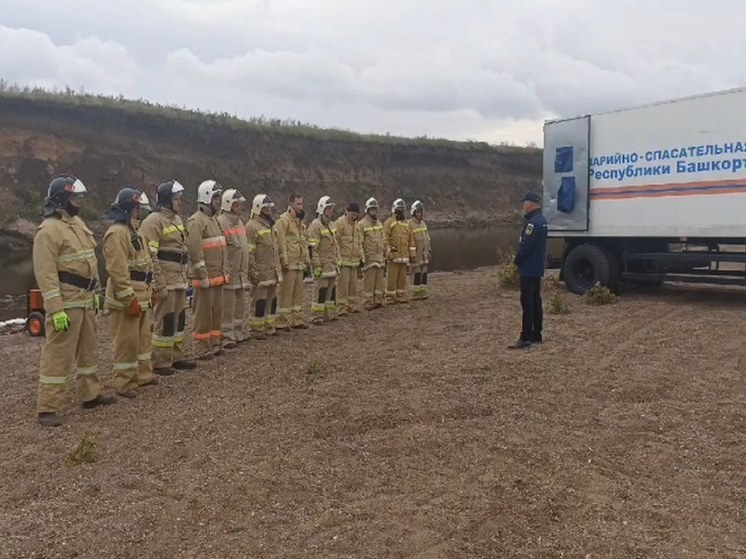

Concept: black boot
[[81, 394, 117, 409], [155, 367, 176, 376], [507, 339, 532, 350], [173, 360, 197, 370]]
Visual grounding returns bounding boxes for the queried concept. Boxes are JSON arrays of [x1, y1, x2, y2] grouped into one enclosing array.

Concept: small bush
[[549, 292, 571, 314], [543, 275, 563, 291], [496, 249, 519, 289], [586, 283, 617, 306], [306, 357, 326, 376], [67, 431, 99, 466]]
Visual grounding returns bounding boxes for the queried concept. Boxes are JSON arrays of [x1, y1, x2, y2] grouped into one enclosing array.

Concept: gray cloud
[[1, 0, 746, 144]]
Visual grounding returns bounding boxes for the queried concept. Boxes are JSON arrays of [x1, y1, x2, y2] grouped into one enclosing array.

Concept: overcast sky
[[1, 0, 745, 145]]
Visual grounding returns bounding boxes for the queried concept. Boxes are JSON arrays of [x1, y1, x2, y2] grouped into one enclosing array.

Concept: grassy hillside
[[0, 86, 542, 244]]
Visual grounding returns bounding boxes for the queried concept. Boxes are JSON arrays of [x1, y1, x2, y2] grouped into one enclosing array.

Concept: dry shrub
[[67, 431, 99, 466], [549, 292, 571, 315], [496, 248, 519, 289], [586, 283, 617, 306]]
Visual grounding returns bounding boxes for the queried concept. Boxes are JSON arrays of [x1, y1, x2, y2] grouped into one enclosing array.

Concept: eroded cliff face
[[0, 96, 541, 251]]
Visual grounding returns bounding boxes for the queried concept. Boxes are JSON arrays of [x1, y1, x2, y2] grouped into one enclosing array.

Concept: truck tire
[[563, 244, 611, 294], [603, 247, 621, 292]]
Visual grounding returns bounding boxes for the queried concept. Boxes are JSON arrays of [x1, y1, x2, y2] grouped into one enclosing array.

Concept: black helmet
[[43, 174, 87, 218], [105, 187, 148, 222], [156, 180, 185, 210]]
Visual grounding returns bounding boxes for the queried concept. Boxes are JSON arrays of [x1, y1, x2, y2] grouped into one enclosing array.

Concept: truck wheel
[[26, 311, 45, 337], [563, 244, 611, 294], [603, 247, 621, 292]]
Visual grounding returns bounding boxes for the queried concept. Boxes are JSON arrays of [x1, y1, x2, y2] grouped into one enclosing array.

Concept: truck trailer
[[543, 87, 746, 294]]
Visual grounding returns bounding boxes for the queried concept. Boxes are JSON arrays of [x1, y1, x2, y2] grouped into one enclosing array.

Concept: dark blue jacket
[[514, 209, 548, 278]]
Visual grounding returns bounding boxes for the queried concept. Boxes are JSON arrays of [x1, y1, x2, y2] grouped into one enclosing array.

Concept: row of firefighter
[[32, 174, 432, 427]]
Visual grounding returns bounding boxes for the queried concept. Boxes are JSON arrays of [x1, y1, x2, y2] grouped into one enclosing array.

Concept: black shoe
[[214, 349, 225, 357], [173, 360, 197, 370], [118, 390, 138, 399], [223, 341, 238, 350], [507, 339, 532, 350], [140, 378, 159, 387], [81, 394, 117, 409], [532, 337, 543, 344], [155, 367, 176, 376], [197, 353, 214, 361], [38, 412, 63, 427]]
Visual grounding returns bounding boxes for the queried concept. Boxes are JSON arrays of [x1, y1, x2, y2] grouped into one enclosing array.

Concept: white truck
[[543, 87, 746, 293]]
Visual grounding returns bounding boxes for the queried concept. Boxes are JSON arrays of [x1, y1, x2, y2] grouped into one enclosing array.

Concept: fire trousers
[[311, 277, 337, 322], [222, 286, 248, 344], [386, 262, 409, 304], [336, 265, 359, 314], [410, 264, 429, 299], [152, 288, 187, 369], [193, 285, 223, 357], [363, 265, 385, 308], [109, 308, 154, 394], [37, 307, 102, 413], [249, 284, 277, 337], [276, 269, 306, 328]]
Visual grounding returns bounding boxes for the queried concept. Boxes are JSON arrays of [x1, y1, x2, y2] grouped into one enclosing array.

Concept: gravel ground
[[1, 268, 744, 559]]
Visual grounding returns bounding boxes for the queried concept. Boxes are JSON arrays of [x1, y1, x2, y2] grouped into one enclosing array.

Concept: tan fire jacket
[[186, 208, 228, 286], [32, 210, 99, 313], [103, 222, 153, 310], [357, 214, 387, 268], [334, 214, 363, 267], [384, 216, 416, 264], [275, 208, 310, 271], [218, 212, 250, 290], [408, 217, 431, 265], [307, 216, 340, 277], [139, 208, 189, 291], [246, 215, 282, 287]]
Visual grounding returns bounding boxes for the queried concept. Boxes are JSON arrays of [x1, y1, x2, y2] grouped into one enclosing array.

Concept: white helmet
[[139, 192, 152, 212], [392, 198, 406, 213], [316, 195, 335, 215], [364, 197, 379, 212], [197, 179, 223, 205], [410, 200, 423, 217], [221, 189, 247, 212], [251, 193, 275, 217]]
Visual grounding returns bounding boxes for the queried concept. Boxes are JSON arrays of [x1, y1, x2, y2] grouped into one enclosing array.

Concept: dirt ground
[[0, 268, 744, 559]]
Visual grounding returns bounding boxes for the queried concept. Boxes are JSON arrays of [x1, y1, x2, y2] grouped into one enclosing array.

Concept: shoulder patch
[[525, 223, 534, 235]]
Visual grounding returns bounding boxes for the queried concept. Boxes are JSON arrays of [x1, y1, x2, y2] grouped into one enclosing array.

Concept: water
[[0, 226, 520, 320]]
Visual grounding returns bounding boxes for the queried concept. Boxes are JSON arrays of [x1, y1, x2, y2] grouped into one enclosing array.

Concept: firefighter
[[357, 197, 387, 310], [384, 198, 416, 304], [103, 187, 157, 398], [33, 175, 115, 427], [246, 194, 282, 339], [333, 202, 362, 315], [139, 180, 197, 375], [408, 200, 432, 300], [186, 179, 229, 359], [275, 193, 310, 330], [307, 196, 341, 324], [218, 188, 250, 347]]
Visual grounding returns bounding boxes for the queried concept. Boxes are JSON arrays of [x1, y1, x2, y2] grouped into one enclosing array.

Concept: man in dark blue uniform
[[509, 191, 548, 349]]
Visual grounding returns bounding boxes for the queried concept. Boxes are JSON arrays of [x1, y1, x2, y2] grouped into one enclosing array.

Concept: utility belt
[[158, 250, 189, 264], [58, 271, 98, 291], [130, 270, 154, 283]]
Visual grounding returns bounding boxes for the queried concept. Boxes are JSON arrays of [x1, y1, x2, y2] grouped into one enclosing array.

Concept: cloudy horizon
[[1, 0, 745, 146]]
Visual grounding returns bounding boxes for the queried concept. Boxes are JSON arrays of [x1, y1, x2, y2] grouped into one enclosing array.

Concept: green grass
[[586, 283, 618, 306], [67, 431, 100, 466], [0, 80, 541, 153]]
